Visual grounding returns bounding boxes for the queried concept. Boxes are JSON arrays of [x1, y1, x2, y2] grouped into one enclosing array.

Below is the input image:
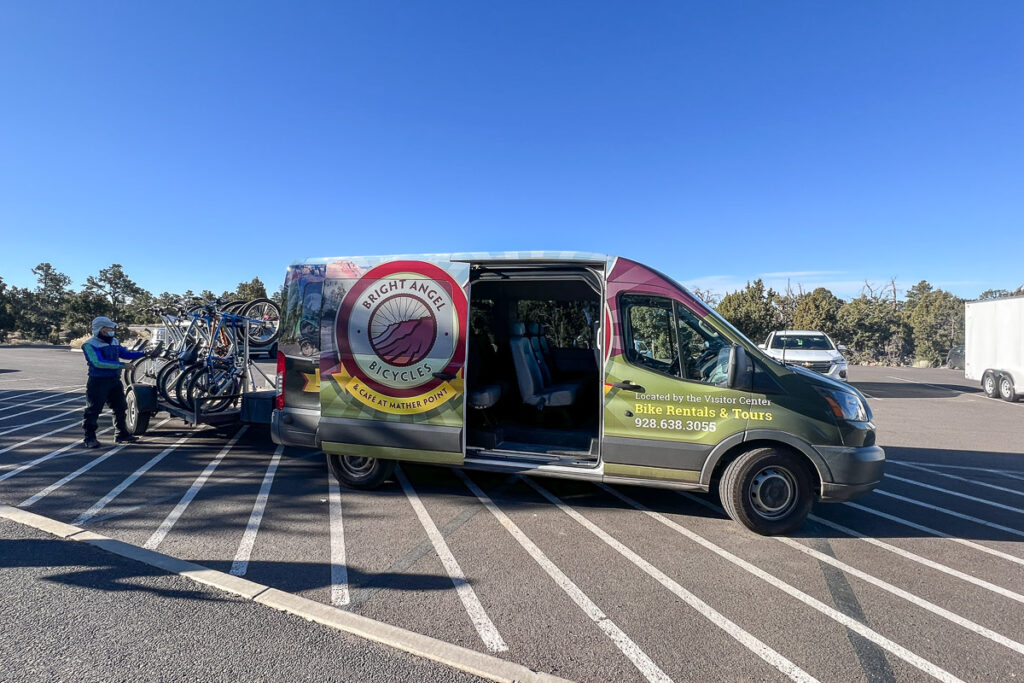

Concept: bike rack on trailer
[[123, 325, 277, 434]]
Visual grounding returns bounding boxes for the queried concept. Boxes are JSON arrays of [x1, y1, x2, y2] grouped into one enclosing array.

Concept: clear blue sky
[[1, 2, 1022, 302]]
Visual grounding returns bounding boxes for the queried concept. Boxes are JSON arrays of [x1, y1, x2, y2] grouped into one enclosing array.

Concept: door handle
[[610, 380, 646, 393]]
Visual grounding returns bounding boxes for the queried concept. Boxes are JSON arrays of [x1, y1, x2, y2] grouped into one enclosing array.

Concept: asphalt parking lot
[[1, 346, 1023, 682]]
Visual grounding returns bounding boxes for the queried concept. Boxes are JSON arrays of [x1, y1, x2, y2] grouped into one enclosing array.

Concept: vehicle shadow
[[851, 381, 980, 399], [0, 538, 456, 600]]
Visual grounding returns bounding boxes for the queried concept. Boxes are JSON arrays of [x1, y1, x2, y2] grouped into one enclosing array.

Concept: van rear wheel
[[327, 452, 395, 489], [719, 447, 813, 535]]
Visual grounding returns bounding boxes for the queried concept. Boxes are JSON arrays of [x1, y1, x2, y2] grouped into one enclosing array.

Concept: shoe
[[115, 434, 140, 444], [83, 437, 101, 449]]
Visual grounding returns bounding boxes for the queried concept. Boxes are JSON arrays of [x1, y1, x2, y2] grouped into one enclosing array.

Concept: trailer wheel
[[327, 452, 395, 489], [125, 388, 152, 436], [719, 447, 813, 536], [998, 374, 1018, 402], [983, 371, 1000, 398]]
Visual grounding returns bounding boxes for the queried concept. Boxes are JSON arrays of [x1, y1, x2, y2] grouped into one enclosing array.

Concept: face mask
[[98, 332, 114, 342]]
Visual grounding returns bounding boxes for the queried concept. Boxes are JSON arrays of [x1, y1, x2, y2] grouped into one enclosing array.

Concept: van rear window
[[279, 265, 325, 358]]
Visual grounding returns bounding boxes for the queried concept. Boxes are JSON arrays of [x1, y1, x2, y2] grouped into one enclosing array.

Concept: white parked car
[[759, 330, 849, 382]]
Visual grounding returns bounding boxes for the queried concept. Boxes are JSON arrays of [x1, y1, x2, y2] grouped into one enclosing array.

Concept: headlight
[[816, 387, 868, 422]]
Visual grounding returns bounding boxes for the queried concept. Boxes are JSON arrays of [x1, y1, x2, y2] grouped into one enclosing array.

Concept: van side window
[[621, 294, 730, 384], [621, 295, 681, 378]]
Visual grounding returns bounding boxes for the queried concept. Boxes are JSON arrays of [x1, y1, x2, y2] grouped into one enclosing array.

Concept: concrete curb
[[0, 504, 571, 683]]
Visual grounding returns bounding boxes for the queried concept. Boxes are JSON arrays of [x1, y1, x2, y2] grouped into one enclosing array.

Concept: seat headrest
[[540, 324, 549, 335], [527, 322, 539, 335], [512, 322, 526, 337]]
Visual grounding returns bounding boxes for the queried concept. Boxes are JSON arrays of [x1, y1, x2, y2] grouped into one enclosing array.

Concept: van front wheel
[[719, 447, 813, 535], [327, 452, 395, 489]]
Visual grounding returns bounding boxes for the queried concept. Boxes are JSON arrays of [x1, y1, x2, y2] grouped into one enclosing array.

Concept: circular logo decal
[[368, 294, 438, 368], [336, 261, 466, 404]]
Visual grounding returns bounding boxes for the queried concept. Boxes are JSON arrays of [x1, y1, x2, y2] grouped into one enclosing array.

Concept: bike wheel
[[187, 368, 239, 413], [175, 365, 205, 412], [157, 361, 187, 406], [242, 298, 281, 346], [129, 356, 167, 386]]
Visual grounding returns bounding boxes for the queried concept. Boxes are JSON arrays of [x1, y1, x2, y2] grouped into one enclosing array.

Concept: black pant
[[83, 376, 128, 439]]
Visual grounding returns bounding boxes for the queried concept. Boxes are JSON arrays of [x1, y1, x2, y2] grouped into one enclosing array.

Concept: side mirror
[[726, 344, 754, 391], [837, 344, 848, 352], [757, 343, 766, 350]]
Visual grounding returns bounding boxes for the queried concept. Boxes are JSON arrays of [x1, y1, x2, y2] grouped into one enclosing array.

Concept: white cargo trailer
[[964, 296, 1024, 402]]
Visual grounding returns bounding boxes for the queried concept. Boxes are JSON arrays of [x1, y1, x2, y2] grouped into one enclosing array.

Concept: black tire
[[157, 362, 188, 407], [719, 447, 813, 535], [327, 452, 395, 489], [128, 355, 167, 386], [186, 368, 239, 413], [125, 388, 152, 436], [242, 298, 282, 346], [998, 374, 1017, 402], [175, 365, 205, 412], [983, 371, 1000, 398]]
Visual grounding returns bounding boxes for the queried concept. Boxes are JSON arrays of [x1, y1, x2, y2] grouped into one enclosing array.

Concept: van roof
[[288, 251, 613, 268]]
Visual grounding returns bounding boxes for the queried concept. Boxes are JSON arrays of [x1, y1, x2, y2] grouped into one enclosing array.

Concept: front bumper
[[815, 444, 885, 502], [824, 363, 849, 382]]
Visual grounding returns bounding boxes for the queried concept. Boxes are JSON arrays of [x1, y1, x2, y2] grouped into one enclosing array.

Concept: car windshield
[[771, 334, 834, 351]]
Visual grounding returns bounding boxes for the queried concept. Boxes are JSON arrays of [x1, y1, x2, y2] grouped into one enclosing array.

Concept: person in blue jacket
[[82, 316, 147, 448]]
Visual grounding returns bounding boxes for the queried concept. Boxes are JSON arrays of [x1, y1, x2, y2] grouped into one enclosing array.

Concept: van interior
[[465, 265, 602, 462]]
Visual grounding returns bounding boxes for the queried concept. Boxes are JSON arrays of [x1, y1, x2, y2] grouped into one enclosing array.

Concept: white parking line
[[842, 502, 1024, 567], [20, 442, 131, 507], [886, 375, 967, 393], [327, 476, 350, 606], [72, 424, 188, 527], [807, 512, 1024, 604], [455, 470, 670, 682], [397, 466, 507, 653], [524, 478, 816, 683], [874, 489, 1024, 541], [144, 426, 247, 550], [616, 487, 963, 682], [0, 406, 82, 437], [772, 531, 1024, 656], [0, 393, 83, 423], [0, 385, 83, 412], [0, 427, 115, 482], [889, 461, 1024, 477], [0, 419, 80, 456], [891, 462, 1024, 499], [230, 445, 284, 578], [886, 473, 1024, 516]]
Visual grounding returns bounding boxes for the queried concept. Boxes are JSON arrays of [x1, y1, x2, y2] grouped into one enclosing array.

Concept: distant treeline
[[0, 262, 283, 343], [3, 262, 1021, 366], [695, 280, 1024, 366]]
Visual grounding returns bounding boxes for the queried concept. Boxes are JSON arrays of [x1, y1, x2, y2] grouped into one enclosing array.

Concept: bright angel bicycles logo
[[334, 261, 466, 415]]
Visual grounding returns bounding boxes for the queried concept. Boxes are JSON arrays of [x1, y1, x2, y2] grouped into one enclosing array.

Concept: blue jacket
[[83, 336, 145, 379]]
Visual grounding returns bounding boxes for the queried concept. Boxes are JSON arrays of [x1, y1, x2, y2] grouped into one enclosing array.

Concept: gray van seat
[[467, 333, 503, 409], [468, 384, 503, 409], [526, 322, 553, 384], [510, 322, 578, 409]]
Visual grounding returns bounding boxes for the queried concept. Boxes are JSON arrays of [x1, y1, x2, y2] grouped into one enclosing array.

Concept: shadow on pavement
[[851, 381, 981, 399], [0, 538, 456, 599]]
